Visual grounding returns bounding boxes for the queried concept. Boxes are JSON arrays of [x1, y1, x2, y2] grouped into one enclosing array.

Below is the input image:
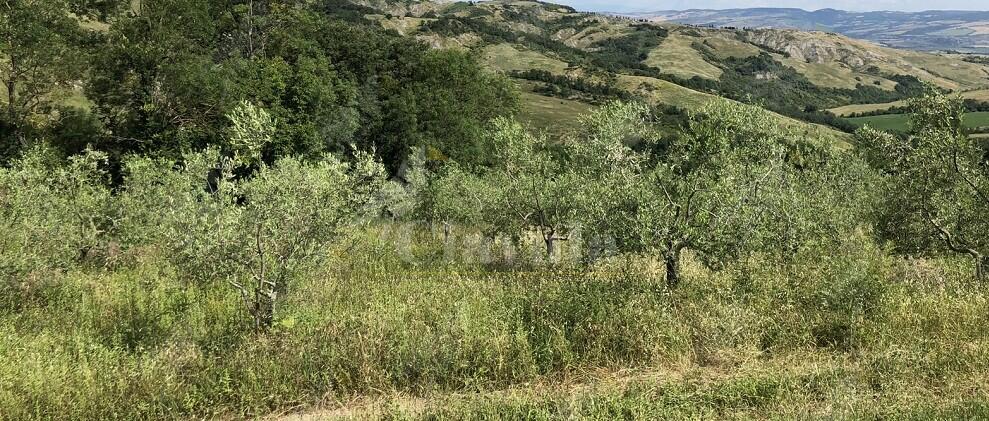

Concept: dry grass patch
[[830, 89, 989, 117], [482, 43, 570, 74], [645, 33, 723, 81], [518, 91, 594, 137]]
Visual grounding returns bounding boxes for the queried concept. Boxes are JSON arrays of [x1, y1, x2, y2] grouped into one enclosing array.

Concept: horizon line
[[598, 7, 989, 14]]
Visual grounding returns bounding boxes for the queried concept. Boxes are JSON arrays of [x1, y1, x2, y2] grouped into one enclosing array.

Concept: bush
[[0, 147, 111, 282], [115, 148, 385, 330]]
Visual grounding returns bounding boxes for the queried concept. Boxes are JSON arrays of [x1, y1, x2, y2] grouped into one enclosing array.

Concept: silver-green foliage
[[1, 101, 386, 316], [858, 86, 989, 279], [0, 147, 111, 278], [431, 118, 584, 258], [114, 149, 237, 277], [226, 100, 276, 165], [115, 148, 384, 329], [429, 100, 873, 278], [374, 147, 431, 221], [574, 100, 874, 286], [426, 100, 874, 278]]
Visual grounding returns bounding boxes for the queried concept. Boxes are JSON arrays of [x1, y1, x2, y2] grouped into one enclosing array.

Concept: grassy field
[[846, 111, 989, 132], [289, 355, 989, 419], [845, 113, 911, 132], [482, 43, 570, 75], [829, 100, 911, 117], [3, 223, 988, 419], [777, 55, 893, 91], [618, 75, 852, 146], [830, 89, 989, 117], [518, 90, 595, 137], [556, 20, 629, 50], [895, 49, 989, 90], [7, 3, 989, 419], [645, 33, 723, 81], [743, 30, 989, 92], [965, 111, 989, 127], [698, 35, 762, 59], [617, 74, 719, 109]]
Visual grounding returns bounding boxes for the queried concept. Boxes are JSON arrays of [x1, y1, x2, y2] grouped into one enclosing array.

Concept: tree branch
[[951, 139, 989, 206], [926, 214, 980, 259]]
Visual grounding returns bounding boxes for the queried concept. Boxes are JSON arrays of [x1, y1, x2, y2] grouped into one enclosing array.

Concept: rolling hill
[[354, 0, 989, 136], [20, 0, 989, 150], [39, 0, 989, 139], [628, 8, 989, 54]]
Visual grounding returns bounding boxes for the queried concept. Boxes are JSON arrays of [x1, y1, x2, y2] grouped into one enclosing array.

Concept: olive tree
[[430, 118, 583, 259], [115, 102, 385, 330], [490, 118, 585, 257], [374, 147, 431, 222], [566, 101, 657, 259], [641, 100, 801, 286], [858, 87, 989, 280], [428, 162, 494, 245], [0, 147, 111, 279], [114, 148, 239, 278], [571, 100, 772, 285], [744, 146, 877, 261], [578, 100, 872, 287], [230, 155, 383, 330]]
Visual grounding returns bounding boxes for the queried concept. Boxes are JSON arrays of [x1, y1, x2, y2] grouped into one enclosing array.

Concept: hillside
[[738, 29, 989, 90], [830, 88, 989, 116], [629, 8, 989, 54], [357, 0, 989, 136], [7, 2, 989, 419]]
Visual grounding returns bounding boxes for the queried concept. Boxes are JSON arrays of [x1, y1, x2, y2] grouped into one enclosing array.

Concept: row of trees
[[423, 87, 987, 285], [427, 100, 875, 286], [2, 86, 986, 331], [1, 101, 386, 329]]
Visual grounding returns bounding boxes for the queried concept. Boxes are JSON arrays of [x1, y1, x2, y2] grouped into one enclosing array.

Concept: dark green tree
[[85, 0, 517, 170], [0, 0, 88, 157]]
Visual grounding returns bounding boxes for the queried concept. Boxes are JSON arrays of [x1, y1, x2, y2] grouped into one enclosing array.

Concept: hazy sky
[[557, 0, 989, 12]]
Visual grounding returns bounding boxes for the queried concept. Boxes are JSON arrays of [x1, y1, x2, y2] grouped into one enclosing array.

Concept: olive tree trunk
[[664, 248, 681, 289], [976, 253, 987, 282], [542, 228, 567, 262], [6, 56, 16, 125]]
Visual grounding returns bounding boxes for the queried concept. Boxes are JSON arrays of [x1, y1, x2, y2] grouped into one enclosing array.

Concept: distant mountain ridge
[[623, 8, 989, 53]]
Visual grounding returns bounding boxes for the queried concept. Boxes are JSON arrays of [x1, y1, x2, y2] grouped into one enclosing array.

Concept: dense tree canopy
[[0, 0, 90, 157], [2, 0, 517, 171]]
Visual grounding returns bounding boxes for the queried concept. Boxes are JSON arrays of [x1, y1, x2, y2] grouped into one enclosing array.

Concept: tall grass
[[1, 224, 987, 419], [1, 149, 987, 419]]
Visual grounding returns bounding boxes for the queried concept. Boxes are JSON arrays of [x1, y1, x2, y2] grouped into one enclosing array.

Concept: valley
[[4, 1, 989, 419], [627, 8, 989, 54], [364, 0, 989, 138]]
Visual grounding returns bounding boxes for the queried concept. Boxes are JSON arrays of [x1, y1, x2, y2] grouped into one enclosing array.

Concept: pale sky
[[558, 0, 989, 12]]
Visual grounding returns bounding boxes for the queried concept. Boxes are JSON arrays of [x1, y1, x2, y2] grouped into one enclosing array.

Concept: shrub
[[0, 146, 111, 282], [114, 147, 384, 330]]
